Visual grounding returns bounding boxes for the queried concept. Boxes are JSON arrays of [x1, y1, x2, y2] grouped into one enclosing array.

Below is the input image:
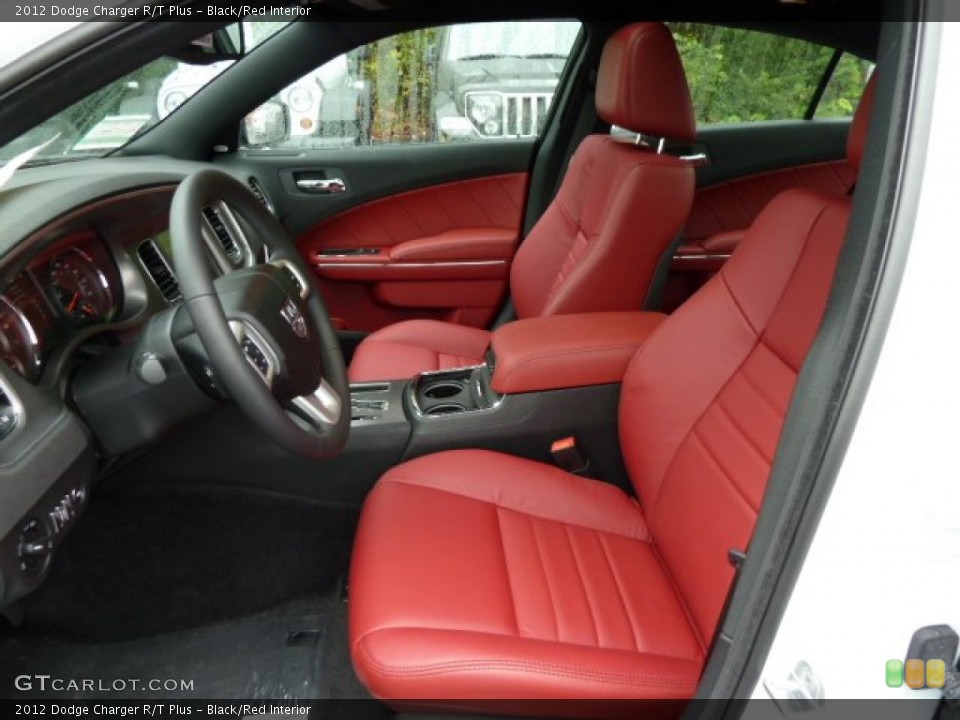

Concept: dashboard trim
[[0, 294, 41, 382]]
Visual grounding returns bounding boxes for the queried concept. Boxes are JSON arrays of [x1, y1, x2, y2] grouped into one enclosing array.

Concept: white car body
[[754, 20, 960, 710], [0, 22, 79, 70]]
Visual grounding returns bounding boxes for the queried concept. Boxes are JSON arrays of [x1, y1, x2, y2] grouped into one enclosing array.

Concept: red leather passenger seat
[[348, 23, 697, 382], [348, 68, 877, 711]]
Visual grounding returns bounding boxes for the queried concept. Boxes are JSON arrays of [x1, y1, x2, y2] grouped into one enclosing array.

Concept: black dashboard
[[0, 156, 266, 608]]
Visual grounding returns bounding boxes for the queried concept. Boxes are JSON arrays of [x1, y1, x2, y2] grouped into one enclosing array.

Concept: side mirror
[[242, 100, 288, 147]]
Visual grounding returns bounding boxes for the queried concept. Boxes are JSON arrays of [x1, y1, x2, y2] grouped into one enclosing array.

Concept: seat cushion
[[348, 320, 491, 383], [349, 449, 705, 703]]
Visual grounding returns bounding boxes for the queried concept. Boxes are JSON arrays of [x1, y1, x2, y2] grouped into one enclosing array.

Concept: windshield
[[444, 21, 581, 60], [0, 21, 289, 167]]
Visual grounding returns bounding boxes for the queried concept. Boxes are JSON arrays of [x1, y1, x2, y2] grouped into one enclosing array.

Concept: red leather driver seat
[[349, 70, 877, 710], [348, 23, 697, 382]]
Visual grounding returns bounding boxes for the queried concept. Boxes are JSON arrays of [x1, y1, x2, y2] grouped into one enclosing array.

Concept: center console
[[346, 311, 666, 487]]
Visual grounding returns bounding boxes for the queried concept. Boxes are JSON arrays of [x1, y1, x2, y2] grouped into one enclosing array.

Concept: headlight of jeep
[[163, 91, 187, 114], [287, 86, 314, 114], [467, 93, 502, 131]]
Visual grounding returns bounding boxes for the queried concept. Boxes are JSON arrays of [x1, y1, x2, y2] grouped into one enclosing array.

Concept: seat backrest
[[619, 74, 877, 645], [510, 23, 697, 320]]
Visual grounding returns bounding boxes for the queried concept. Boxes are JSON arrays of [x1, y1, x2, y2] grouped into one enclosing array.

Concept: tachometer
[[0, 296, 40, 381], [49, 248, 115, 325]]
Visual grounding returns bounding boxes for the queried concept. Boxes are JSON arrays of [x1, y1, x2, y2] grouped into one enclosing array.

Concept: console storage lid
[[489, 312, 666, 394]]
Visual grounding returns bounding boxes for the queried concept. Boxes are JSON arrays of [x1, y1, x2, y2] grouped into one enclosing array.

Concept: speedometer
[[0, 296, 40, 381], [49, 248, 115, 325]]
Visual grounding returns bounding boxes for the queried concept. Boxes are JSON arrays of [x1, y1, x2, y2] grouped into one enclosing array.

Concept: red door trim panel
[[298, 173, 527, 332]]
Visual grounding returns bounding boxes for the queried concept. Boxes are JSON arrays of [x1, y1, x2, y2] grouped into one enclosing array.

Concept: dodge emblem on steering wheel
[[281, 298, 308, 339]]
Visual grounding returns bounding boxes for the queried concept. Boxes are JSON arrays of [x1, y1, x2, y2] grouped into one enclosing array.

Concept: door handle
[[296, 177, 346, 194]]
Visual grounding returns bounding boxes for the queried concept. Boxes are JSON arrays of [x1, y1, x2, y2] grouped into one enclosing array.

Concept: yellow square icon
[[905, 659, 925, 689], [927, 659, 946, 689]]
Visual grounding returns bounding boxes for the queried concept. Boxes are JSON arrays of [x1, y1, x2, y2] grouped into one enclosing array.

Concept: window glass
[[241, 21, 582, 150], [669, 24, 836, 124], [0, 21, 288, 166], [815, 53, 875, 118]]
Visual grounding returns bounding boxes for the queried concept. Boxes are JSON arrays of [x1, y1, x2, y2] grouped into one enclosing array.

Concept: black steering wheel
[[170, 169, 349, 459]]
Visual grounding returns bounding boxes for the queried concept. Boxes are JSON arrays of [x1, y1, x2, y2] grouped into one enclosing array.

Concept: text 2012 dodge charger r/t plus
[[0, 3, 957, 719]]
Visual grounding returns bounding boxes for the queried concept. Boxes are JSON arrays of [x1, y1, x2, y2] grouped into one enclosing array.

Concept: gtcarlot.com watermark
[[14, 675, 194, 693]]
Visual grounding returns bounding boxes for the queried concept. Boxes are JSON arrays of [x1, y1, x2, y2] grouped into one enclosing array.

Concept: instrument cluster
[[0, 231, 121, 382]]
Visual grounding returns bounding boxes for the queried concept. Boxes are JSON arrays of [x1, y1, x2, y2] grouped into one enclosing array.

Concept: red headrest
[[847, 73, 877, 175], [595, 23, 696, 142]]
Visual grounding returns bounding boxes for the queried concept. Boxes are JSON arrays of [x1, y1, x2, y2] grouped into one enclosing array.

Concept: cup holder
[[422, 382, 464, 400], [413, 367, 495, 419], [424, 403, 467, 416]]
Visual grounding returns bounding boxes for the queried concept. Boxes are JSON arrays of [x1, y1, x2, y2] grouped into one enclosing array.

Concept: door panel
[[299, 173, 526, 252], [662, 119, 853, 312], [224, 143, 533, 333], [299, 172, 526, 332]]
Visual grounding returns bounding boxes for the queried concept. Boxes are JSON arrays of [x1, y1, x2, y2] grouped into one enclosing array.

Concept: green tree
[[668, 23, 869, 125], [360, 28, 439, 143]]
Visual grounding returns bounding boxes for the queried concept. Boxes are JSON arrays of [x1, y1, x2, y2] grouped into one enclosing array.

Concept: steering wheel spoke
[[228, 320, 279, 387], [288, 378, 343, 429], [267, 257, 310, 300]]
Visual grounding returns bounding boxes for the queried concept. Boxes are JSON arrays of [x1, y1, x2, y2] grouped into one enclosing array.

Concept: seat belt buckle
[[550, 436, 590, 475]]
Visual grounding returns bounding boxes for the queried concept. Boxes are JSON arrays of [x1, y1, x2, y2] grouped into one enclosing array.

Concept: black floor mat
[[20, 486, 358, 641], [0, 484, 372, 701], [1, 594, 337, 700]]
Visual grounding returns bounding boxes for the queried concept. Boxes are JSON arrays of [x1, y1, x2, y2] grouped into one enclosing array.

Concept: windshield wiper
[[0, 134, 60, 190], [523, 53, 568, 59]]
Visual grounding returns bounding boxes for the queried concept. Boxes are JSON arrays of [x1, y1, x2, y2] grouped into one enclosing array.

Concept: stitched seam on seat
[[494, 507, 521, 638], [736, 361, 786, 417], [545, 159, 678, 314], [690, 429, 760, 514], [355, 639, 699, 689], [714, 396, 774, 466], [720, 200, 831, 358], [645, 282, 760, 518], [650, 545, 707, 655], [546, 231, 591, 308], [383, 476, 651, 543], [649, 199, 831, 517], [718, 271, 760, 337], [553, 193, 579, 233], [530, 515, 560, 642], [562, 524, 600, 648], [594, 530, 641, 653]]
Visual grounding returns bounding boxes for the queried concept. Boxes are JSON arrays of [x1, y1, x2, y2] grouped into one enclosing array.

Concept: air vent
[[248, 176, 272, 212], [137, 239, 182, 305], [0, 381, 21, 441], [203, 206, 243, 265]]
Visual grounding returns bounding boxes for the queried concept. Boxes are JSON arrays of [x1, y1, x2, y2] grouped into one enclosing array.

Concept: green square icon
[[886, 659, 904, 687]]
